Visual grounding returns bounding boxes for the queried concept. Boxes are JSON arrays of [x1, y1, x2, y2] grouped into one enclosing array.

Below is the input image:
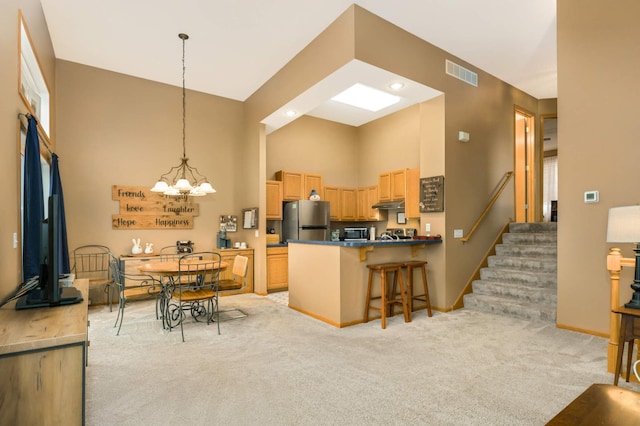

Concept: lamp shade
[[606, 205, 640, 243]]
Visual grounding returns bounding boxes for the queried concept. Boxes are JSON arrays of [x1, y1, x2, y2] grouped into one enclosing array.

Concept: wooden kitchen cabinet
[[266, 180, 283, 219], [323, 185, 341, 220], [378, 172, 391, 202], [405, 168, 420, 218], [391, 169, 407, 201], [275, 170, 303, 201], [275, 170, 323, 201], [267, 247, 288, 292], [304, 173, 323, 200], [212, 248, 254, 295], [324, 186, 357, 221], [377, 168, 420, 218], [340, 187, 357, 221], [357, 185, 380, 221]]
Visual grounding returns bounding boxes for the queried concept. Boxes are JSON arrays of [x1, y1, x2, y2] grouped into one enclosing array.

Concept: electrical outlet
[[255, 230, 259, 238], [13, 232, 18, 249], [454, 229, 464, 238], [425, 223, 431, 233]]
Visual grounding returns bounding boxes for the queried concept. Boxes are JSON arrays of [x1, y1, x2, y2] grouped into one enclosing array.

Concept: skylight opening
[[331, 83, 400, 112]]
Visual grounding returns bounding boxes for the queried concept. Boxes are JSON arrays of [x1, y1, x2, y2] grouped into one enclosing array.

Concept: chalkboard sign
[[419, 176, 444, 212]]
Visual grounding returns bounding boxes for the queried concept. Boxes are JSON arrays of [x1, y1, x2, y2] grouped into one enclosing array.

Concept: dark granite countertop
[[287, 239, 442, 247]]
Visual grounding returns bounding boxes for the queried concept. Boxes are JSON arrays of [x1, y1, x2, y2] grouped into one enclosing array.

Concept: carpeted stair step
[[502, 233, 557, 245], [479, 268, 556, 287], [488, 255, 557, 273], [509, 222, 557, 233], [464, 221, 557, 323], [463, 293, 557, 322], [495, 244, 557, 258], [471, 280, 557, 304]]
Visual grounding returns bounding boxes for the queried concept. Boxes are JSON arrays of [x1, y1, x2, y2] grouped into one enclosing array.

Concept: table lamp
[[607, 205, 640, 309]]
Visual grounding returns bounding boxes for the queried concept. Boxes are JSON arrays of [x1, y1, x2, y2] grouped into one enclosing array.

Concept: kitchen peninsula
[[288, 239, 441, 327]]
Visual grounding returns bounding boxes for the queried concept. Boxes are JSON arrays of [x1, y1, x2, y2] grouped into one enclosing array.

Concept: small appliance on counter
[[177, 240, 194, 253], [385, 228, 412, 239], [216, 231, 231, 249], [343, 227, 369, 241], [405, 228, 418, 238]]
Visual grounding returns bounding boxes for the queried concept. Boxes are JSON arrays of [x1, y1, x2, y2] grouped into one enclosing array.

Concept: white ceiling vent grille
[[445, 59, 478, 87]]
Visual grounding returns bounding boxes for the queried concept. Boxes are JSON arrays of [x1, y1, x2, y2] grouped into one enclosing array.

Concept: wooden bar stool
[[364, 262, 410, 329], [403, 260, 433, 318]]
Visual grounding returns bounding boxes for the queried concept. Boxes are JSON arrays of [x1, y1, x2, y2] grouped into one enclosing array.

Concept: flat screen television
[[16, 194, 83, 310]]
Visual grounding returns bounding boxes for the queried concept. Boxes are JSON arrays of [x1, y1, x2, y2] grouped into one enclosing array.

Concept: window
[[19, 12, 51, 139]]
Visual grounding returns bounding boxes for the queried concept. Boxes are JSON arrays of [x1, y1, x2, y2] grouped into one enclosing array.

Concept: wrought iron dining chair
[[109, 255, 162, 335], [166, 251, 222, 341], [72, 244, 115, 311], [159, 244, 192, 260]]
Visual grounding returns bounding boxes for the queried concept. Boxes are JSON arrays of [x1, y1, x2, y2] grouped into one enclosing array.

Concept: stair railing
[[460, 171, 514, 243], [451, 220, 511, 310]]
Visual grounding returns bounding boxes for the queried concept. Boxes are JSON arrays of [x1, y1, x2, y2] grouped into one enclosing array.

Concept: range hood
[[372, 200, 405, 210]]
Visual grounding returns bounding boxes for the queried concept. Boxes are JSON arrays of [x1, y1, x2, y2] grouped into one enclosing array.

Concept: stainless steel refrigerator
[[282, 200, 330, 241]]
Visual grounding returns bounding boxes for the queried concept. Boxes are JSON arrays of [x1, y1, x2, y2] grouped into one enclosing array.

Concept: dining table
[[137, 259, 229, 329]]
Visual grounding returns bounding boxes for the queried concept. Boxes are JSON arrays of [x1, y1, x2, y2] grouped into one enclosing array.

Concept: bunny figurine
[[131, 238, 142, 255], [144, 242, 154, 254]]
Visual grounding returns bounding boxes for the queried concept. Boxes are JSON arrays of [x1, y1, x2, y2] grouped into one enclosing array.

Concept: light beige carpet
[[86, 294, 639, 425]]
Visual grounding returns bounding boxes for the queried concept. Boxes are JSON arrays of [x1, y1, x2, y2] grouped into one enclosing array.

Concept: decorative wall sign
[[112, 185, 199, 229], [419, 175, 445, 213], [219, 215, 237, 232]]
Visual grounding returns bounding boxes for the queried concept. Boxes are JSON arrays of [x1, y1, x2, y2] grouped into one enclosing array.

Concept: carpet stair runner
[[463, 222, 557, 322]]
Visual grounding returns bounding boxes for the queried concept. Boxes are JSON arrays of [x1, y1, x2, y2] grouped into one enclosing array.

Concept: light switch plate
[[454, 229, 464, 238]]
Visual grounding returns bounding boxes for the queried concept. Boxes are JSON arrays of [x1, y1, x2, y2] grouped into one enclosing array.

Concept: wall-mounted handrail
[[460, 171, 514, 243]]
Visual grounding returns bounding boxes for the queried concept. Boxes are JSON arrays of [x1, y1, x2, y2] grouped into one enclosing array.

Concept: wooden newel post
[[607, 247, 622, 373]]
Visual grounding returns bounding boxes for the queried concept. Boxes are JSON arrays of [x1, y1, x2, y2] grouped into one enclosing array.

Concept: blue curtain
[[22, 116, 44, 280], [50, 153, 71, 274]]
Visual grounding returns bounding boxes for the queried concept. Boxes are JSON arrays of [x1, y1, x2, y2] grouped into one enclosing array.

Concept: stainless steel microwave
[[343, 227, 368, 241]]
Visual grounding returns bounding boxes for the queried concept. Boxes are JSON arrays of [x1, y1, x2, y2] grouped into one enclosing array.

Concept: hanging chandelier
[[151, 33, 216, 197]]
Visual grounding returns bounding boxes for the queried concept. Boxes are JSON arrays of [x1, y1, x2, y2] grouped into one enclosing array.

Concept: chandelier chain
[[181, 34, 187, 161]]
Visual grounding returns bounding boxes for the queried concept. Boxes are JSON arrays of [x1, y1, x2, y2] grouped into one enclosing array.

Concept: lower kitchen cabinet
[[267, 247, 288, 292], [212, 248, 254, 294]]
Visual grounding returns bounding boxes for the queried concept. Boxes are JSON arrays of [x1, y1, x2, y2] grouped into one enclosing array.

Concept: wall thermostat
[[584, 190, 599, 203]]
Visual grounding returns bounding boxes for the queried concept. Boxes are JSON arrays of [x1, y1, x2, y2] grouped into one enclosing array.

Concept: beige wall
[[5, 2, 626, 335], [0, 1, 56, 300], [557, 0, 640, 334], [252, 5, 538, 309], [55, 60, 245, 262], [266, 115, 359, 185]]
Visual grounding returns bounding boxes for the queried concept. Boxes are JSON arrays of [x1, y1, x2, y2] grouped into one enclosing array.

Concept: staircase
[[463, 222, 557, 322]]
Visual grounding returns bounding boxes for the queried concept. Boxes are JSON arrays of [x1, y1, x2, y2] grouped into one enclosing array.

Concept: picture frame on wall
[[397, 211, 407, 224]]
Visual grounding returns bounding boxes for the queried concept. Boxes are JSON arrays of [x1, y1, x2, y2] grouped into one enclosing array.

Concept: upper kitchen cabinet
[[323, 186, 341, 221], [378, 168, 420, 218], [340, 188, 357, 221], [324, 186, 357, 221], [391, 170, 407, 201], [378, 172, 392, 202], [405, 168, 420, 219], [357, 186, 380, 221], [266, 180, 283, 220], [305, 173, 323, 200], [275, 170, 323, 201]]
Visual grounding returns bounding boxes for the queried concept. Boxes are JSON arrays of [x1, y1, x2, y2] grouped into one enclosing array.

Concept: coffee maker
[[216, 231, 230, 249]]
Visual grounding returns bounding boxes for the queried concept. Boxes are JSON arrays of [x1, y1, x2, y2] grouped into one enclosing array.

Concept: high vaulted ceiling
[[40, 1, 556, 129]]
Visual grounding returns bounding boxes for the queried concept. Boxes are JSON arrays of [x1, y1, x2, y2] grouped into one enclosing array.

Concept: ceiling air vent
[[445, 59, 478, 87]]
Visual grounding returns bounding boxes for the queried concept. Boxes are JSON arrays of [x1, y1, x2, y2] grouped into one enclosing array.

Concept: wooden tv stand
[[0, 279, 88, 425]]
